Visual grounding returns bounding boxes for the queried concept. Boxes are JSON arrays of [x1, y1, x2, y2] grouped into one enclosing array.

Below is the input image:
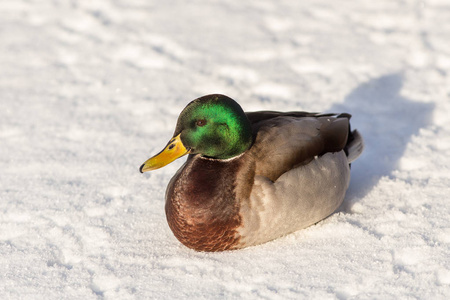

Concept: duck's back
[[236, 112, 363, 248]]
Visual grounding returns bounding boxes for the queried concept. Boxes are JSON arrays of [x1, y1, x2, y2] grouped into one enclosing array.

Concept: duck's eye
[[196, 119, 207, 127]]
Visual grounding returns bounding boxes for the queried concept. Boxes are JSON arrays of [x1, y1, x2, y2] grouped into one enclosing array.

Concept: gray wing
[[246, 112, 350, 181]]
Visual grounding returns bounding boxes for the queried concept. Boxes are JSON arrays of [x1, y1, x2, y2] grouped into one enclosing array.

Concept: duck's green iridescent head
[[140, 94, 252, 172]]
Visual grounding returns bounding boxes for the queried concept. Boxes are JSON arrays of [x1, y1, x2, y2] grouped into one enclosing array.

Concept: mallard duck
[[140, 94, 364, 252]]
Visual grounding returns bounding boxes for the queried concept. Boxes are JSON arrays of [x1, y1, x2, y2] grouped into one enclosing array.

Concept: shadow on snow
[[330, 73, 435, 209]]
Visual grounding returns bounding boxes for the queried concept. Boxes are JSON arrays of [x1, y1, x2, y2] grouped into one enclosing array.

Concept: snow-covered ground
[[1, 0, 450, 298]]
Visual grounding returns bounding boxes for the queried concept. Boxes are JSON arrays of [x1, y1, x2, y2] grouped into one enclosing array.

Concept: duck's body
[[141, 95, 364, 251]]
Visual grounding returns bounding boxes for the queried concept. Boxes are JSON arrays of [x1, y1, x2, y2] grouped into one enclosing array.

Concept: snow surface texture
[[1, 0, 450, 299]]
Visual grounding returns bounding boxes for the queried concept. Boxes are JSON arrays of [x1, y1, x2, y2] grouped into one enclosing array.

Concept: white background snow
[[1, 0, 450, 299]]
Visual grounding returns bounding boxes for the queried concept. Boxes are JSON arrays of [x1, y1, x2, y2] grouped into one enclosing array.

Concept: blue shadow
[[330, 73, 435, 207]]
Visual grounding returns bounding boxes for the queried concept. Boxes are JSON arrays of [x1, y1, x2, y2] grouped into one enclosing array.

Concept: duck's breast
[[165, 155, 243, 251]]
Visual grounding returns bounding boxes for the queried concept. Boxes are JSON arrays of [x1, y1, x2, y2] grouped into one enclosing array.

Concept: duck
[[140, 94, 364, 252]]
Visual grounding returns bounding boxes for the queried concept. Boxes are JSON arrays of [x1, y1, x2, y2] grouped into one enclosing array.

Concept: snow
[[1, 0, 450, 298]]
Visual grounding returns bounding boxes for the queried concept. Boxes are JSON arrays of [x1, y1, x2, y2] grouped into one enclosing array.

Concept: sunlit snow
[[1, 0, 450, 299]]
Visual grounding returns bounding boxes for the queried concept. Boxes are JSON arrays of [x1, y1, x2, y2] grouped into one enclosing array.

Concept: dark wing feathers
[[246, 111, 320, 124], [318, 117, 349, 153], [246, 111, 351, 124], [245, 111, 351, 181]]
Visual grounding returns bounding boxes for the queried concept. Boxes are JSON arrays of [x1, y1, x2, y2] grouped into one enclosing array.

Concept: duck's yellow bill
[[140, 134, 190, 173]]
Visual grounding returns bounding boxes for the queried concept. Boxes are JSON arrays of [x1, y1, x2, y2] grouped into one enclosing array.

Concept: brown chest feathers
[[165, 155, 245, 251]]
